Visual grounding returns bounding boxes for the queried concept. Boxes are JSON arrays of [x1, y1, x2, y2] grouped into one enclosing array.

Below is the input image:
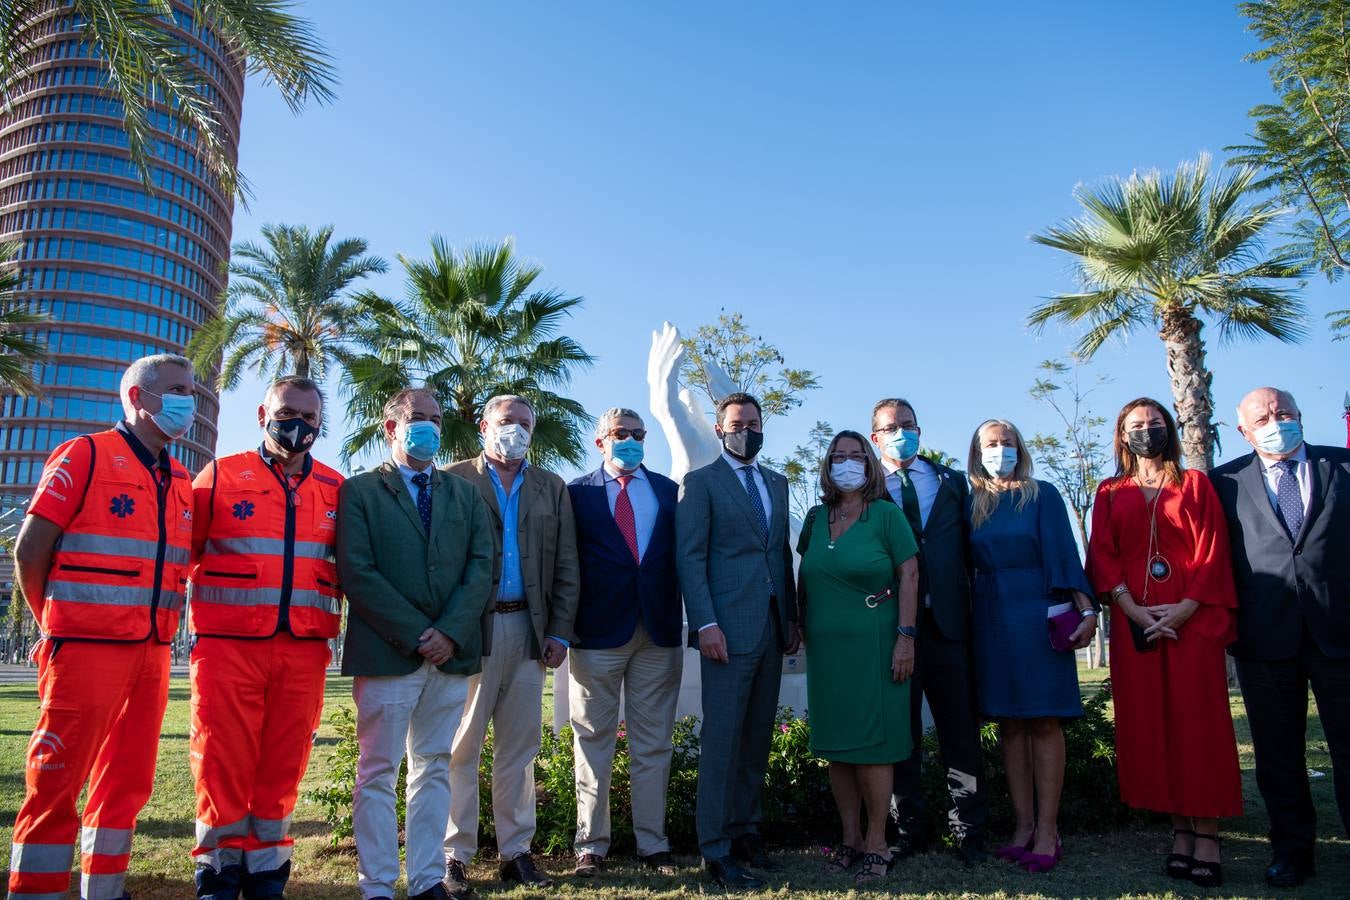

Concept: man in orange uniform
[[187, 376, 342, 900], [8, 353, 197, 900]]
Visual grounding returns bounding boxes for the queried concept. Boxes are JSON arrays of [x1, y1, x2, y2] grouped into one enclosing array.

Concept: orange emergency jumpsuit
[[187, 449, 342, 899], [7, 424, 192, 900]]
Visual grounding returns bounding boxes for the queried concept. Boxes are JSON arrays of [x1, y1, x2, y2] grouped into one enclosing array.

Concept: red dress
[[1086, 469, 1242, 818]]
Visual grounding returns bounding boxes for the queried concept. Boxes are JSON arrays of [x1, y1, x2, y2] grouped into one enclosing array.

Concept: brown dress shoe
[[500, 852, 553, 887]]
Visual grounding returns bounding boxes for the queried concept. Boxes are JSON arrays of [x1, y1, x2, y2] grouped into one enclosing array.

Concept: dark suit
[[1210, 444, 1350, 862], [676, 455, 796, 861], [567, 465, 682, 648], [883, 460, 988, 845]]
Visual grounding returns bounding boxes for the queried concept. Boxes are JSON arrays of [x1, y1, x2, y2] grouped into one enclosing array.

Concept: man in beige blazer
[[443, 394, 580, 891]]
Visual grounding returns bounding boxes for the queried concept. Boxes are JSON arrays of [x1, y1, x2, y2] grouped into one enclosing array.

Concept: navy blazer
[[1210, 444, 1350, 661], [567, 465, 683, 649]]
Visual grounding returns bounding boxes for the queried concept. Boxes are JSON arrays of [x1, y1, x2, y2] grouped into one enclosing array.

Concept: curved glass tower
[[0, 2, 243, 509]]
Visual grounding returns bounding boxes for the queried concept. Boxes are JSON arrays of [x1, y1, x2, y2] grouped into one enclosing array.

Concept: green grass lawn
[[1, 666, 1346, 898]]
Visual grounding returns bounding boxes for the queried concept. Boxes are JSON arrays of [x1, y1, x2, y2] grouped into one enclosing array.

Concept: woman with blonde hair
[[796, 430, 920, 885], [966, 419, 1096, 874]]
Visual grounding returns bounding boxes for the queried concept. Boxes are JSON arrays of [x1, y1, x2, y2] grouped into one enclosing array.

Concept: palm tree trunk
[[294, 349, 310, 379], [1159, 310, 1216, 471]]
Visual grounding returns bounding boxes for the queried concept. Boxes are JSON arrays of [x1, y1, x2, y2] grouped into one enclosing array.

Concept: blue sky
[[216, 0, 1348, 478]]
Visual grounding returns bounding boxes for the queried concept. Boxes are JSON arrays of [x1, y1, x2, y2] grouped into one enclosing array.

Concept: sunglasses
[[610, 428, 647, 441]]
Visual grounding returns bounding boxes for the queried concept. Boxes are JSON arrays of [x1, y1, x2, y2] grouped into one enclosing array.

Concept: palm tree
[[0, 2, 333, 197], [1028, 156, 1309, 470], [187, 224, 387, 389], [342, 237, 595, 468], [0, 242, 47, 396]]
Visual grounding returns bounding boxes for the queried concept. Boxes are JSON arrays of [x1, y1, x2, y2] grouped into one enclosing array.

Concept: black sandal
[[1165, 828, 1195, 879], [854, 852, 892, 884], [1189, 833, 1222, 889], [824, 844, 863, 873]]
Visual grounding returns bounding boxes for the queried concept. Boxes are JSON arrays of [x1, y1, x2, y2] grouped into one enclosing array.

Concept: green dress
[[798, 499, 918, 763]]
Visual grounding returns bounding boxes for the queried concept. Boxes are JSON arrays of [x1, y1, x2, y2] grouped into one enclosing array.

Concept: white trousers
[[569, 620, 683, 857], [445, 610, 545, 862], [353, 659, 469, 899]]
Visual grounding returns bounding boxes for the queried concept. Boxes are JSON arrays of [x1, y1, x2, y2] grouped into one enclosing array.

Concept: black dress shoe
[[1265, 857, 1314, 888], [889, 828, 932, 859], [705, 856, 765, 889], [639, 850, 678, 875], [443, 859, 471, 900], [410, 884, 452, 900], [499, 853, 553, 887], [956, 835, 988, 866], [731, 834, 782, 871]]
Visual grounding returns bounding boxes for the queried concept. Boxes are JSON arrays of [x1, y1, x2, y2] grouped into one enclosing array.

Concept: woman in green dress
[[798, 430, 920, 884]]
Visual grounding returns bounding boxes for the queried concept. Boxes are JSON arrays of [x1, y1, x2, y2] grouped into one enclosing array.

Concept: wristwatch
[[896, 625, 918, 639]]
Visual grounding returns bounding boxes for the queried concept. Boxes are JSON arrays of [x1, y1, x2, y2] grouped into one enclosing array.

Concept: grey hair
[[120, 353, 192, 419], [482, 394, 535, 423], [594, 407, 643, 440], [381, 387, 439, 442], [1236, 386, 1300, 428]]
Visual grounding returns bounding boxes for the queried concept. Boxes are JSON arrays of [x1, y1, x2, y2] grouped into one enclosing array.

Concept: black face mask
[[1126, 425, 1168, 459], [721, 428, 764, 462], [266, 417, 319, 454]]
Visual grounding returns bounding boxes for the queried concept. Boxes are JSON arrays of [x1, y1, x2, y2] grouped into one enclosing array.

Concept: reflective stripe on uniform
[[57, 532, 190, 566], [203, 537, 335, 562], [192, 586, 337, 614], [43, 582, 154, 607], [193, 845, 243, 874], [242, 843, 292, 874], [80, 825, 133, 857], [8, 892, 70, 900], [195, 816, 249, 849], [250, 813, 293, 843], [161, 589, 186, 613], [80, 869, 128, 900], [9, 841, 73, 873]]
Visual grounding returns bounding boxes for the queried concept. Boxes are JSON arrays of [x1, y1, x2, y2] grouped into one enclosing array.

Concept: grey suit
[[676, 455, 796, 860]]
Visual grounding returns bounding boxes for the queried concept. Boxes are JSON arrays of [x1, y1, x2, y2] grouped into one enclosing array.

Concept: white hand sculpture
[[648, 322, 724, 483]]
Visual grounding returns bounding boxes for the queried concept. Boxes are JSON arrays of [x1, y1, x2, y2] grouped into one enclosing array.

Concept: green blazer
[[337, 460, 495, 677]]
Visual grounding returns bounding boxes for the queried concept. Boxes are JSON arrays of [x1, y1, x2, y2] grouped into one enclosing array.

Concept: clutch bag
[[1046, 601, 1079, 652]]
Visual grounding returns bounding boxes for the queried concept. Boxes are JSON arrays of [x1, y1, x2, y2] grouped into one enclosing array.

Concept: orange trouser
[[189, 633, 328, 892], [8, 638, 170, 900]]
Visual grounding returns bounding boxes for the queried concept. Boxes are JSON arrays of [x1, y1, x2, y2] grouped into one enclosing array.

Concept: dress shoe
[[638, 850, 678, 875], [888, 828, 932, 859], [573, 852, 605, 878], [1265, 857, 1314, 888], [731, 834, 781, 871], [443, 858, 471, 900], [956, 835, 988, 866], [704, 856, 765, 889], [409, 884, 452, 900], [499, 852, 553, 887]]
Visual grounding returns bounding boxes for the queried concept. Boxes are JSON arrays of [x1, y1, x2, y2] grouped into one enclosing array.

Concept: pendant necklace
[[828, 504, 861, 550]]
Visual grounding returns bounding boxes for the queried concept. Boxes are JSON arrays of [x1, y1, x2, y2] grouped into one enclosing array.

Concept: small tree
[[680, 311, 819, 419], [781, 421, 833, 520], [918, 447, 963, 470]]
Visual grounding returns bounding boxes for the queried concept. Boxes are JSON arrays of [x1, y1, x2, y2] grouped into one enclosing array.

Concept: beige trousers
[[569, 621, 683, 857], [444, 610, 544, 862]]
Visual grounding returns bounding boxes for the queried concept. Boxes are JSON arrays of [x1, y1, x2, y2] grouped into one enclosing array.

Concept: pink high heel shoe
[[994, 830, 1035, 863], [1022, 836, 1063, 874]]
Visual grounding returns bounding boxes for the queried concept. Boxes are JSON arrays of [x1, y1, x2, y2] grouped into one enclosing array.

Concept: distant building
[[0, 1, 244, 507]]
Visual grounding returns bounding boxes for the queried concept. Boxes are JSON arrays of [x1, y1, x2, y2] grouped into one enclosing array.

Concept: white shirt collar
[[722, 451, 760, 472], [1261, 443, 1309, 471], [882, 455, 929, 477], [603, 462, 647, 482]]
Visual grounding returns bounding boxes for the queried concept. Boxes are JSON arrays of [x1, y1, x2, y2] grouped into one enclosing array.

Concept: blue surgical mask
[[400, 420, 441, 461], [981, 446, 1018, 479], [610, 437, 644, 471], [142, 389, 194, 439], [884, 429, 921, 462], [1253, 419, 1303, 456]]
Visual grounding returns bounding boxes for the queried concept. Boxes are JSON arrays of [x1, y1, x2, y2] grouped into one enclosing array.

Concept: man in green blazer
[[443, 394, 581, 891], [337, 387, 494, 900]]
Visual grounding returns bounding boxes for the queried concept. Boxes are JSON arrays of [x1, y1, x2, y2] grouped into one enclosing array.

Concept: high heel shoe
[[994, 830, 1035, 863], [1165, 828, 1196, 879], [1189, 833, 1223, 889], [1021, 836, 1063, 874]]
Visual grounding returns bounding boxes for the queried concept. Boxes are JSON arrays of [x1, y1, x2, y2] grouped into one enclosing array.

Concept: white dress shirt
[[721, 451, 773, 521], [602, 462, 658, 561], [882, 455, 939, 608], [1259, 443, 1311, 515]]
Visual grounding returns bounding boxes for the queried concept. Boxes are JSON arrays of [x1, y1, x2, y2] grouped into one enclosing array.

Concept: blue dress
[[967, 481, 1092, 720]]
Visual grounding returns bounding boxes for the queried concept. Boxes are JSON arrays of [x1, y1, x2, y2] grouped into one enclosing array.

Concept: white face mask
[[981, 446, 1018, 479], [830, 459, 867, 491], [489, 423, 531, 460]]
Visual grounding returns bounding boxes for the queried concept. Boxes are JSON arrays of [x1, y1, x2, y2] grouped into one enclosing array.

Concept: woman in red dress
[[1087, 398, 1241, 889]]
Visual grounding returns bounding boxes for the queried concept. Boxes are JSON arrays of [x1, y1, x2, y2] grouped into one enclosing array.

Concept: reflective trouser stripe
[[80, 869, 128, 900], [202, 537, 335, 561], [8, 892, 70, 899], [57, 532, 190, 565], [243, 843, 292, 874], [80, 825, 132, 857], [194, 816, 249, 850], [251, 813, 293, 843], [191, 585, 338, 614], [8, 842, 73, 873], [194, 845, 243, 874]]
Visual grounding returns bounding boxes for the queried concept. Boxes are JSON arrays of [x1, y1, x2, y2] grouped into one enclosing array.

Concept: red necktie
[[615, 474, 640, 563]]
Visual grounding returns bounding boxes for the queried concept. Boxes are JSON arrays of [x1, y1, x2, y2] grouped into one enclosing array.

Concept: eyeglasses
[[828, 453, 867, 464], [610, 428, 646, 441]]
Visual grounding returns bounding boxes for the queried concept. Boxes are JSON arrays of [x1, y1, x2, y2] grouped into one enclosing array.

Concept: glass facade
[[0, 1, 244, 505]]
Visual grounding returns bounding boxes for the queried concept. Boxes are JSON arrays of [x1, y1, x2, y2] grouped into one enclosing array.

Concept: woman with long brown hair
[[797, 430, 919, 885], [1086, 398, 1240, 889]]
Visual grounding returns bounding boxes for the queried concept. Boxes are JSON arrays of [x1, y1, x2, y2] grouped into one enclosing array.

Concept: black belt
[[494, 600, 528, 613]]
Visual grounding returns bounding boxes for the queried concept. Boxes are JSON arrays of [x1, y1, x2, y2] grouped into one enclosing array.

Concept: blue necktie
[[741, 465, 769, 541], [412, 471, 432, 533], [1275, 460, 1303, 539]]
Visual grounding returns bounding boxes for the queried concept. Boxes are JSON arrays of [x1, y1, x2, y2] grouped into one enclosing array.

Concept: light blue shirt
[[1259, 443, 1311, 515], [396, 460, 435, 507], [486, 458, 528, 603], [603, 462, 658, 561]]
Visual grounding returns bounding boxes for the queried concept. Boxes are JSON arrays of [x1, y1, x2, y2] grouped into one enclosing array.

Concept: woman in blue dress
[[966, 419, 1098, 874]]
